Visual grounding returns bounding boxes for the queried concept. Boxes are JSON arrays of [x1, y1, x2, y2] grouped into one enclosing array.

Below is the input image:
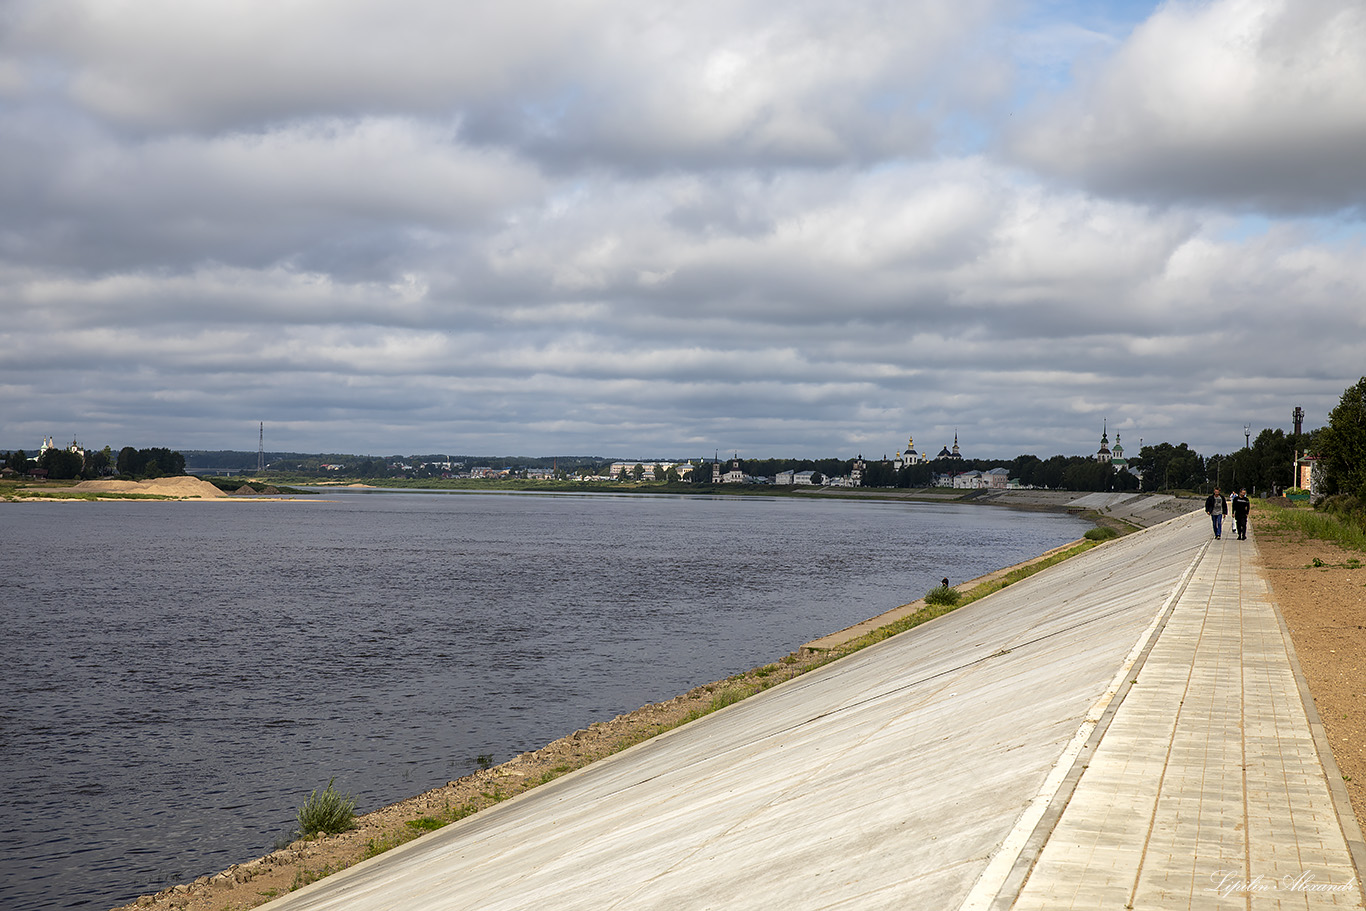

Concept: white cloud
[[5, 0, 1000, 167], [1008, 0, 1366, 212], [1, 0, 1362, 460]]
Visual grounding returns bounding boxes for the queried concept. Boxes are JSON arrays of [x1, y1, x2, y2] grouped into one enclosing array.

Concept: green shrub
[[1084, 526, 1120, 541], [924, 586, 961, 606], [296, 779, 356, 837]]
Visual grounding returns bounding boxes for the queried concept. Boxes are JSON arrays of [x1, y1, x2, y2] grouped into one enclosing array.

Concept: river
[[0, 489, 1090, 910]]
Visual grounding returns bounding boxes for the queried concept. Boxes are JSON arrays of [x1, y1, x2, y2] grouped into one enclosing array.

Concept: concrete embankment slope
[[262, 513, 1365, 911]]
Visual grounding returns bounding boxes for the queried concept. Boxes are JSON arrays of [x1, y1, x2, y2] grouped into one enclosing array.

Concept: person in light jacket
[[1205, 488, 1227, 540]]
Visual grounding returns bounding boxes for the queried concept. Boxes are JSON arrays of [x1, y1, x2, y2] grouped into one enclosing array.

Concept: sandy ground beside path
[[1255, 518, 1366, 831]]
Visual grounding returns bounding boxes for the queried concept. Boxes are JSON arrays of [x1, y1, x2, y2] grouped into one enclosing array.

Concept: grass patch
[[296, 780, 356, 837], [1084, 526, 1121, 541], [10, 489, 173, 501], [1260, 501, 1366, 553], [363, 801, 481, 860], [404, 816, 448, 833], [924, 585, 962, 606]]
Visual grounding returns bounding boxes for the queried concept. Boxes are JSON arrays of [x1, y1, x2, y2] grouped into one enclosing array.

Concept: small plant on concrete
[[924, 585, 961, 607], [296, 779, 356, 837], [1084, 526, 1120, 541]]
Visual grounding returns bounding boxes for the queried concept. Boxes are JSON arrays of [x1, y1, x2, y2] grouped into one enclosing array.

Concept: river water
[[1, 489, 1089, 910]]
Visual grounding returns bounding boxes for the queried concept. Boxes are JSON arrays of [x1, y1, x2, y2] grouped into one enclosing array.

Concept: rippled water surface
[[1, 489, 1090, 910]]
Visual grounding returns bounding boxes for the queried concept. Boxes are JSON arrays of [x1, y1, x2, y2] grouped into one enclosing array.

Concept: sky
[[2, 0, 1364, 461]]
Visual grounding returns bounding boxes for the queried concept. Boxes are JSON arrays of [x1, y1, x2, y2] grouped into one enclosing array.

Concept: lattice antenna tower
[[258, 422, 264, 473]]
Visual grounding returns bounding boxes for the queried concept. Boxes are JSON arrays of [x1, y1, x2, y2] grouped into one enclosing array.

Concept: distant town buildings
[[935, 467, 1011, 489], [609, 461, 694, 481], [39, 436, 85, 462], [893, 436, 924, 469], [934, 433, 964, 461], [1295, 451, 1323, 496], [1095, 421, 1141, 481]]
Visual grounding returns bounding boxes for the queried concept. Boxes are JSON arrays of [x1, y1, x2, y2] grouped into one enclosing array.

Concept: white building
[[38, 435, 85, 462], [894, 436, 924, 469]]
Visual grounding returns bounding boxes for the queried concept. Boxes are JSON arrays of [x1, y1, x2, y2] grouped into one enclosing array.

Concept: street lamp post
[[1244, 423, 1251, 449]]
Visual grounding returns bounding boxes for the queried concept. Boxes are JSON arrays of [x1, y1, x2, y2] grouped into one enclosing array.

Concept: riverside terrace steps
[[259, 513, 1364, 911]]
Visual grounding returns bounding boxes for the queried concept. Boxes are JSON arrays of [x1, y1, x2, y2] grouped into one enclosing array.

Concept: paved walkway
[[262, 512, 1364, 910], [1011, 523, 1365, 910]]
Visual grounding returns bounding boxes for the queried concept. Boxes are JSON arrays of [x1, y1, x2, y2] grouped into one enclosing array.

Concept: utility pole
[[258, 422, 264, 473]]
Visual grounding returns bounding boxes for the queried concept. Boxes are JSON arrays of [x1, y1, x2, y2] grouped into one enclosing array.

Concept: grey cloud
[[0, 114, 544, 276]]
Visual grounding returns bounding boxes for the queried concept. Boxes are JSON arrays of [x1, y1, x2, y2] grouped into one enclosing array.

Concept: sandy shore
[[20, 477, 229, 498]]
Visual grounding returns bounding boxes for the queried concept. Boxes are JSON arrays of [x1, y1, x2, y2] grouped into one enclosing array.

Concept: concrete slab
[[259, 512, 1363, 911]]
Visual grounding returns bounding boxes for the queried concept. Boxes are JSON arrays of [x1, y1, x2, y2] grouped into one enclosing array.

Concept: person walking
[[1231, 488, 1251, 540], [1205, 488, 1227, 540]]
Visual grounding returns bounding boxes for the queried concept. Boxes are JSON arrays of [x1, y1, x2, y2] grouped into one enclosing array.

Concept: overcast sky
[[3, 0, 1363, 461]]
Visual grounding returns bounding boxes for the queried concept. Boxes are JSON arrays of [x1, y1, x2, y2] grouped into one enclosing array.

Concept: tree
[[1250, 428, 1294, 494], [1061, 459, 1105, 491], [39, 447, 84, 480], [1011, 454, 1043, 488], [1135, 442, 1204, 492], [1319, 377, 1366, 503], [117, 446, 140, 476], [83, 446, 113, 479], [115, 446, 187, 479], [632, 463, 645, 482], [6, 449, 31, 474]]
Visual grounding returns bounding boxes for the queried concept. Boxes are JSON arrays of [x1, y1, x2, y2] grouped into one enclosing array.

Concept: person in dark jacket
[[1231, 488, 1251, 540], [1205, 488, 1227, 540]]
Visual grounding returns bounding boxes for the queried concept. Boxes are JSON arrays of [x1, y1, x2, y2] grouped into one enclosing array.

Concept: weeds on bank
[[296, 780, 356, 837], [1260, 501, 1366, 554], [361, 800, 483, 860], [289, 864, 337, 892], [924, 586, 962, 607]]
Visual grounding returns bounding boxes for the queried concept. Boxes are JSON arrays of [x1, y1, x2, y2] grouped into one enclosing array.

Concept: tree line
[[11, 377, 1358, 499], [689, 377, 1366, 500], [2, 445, 186, 480]]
